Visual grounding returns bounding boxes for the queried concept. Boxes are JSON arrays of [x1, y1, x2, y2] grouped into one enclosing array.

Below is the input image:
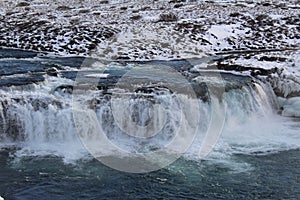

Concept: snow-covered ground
[[0, 0, 299, 59]]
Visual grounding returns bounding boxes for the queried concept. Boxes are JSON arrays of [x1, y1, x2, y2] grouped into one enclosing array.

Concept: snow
[[0, 0, 299, 60], [85, 73, 110, 78], [209, 24, 240, 40]]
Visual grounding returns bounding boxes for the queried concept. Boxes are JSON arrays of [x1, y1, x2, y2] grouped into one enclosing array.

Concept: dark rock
[[229, 12, 241, 17], [174, 3, 184, 8], [53, 85, 74, 94], [130, 15, 142, 20], [140, 6, 151, 11], [78, 9, 89, 14], [262, 2, 271, 6], [46, 67, 59, 77], [57, 6, 72, 11], [159, 12, 178, 22], [259, 56, 287, 62], [92, 12, 101, 16], [16, 2, 30, 7], [256, 14, 269, 22], [100, 0, 109, 4]]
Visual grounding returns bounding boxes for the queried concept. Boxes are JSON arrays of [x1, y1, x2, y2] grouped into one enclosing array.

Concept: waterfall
[[2, 76, 298, 162], [0, 53, 299, 166]]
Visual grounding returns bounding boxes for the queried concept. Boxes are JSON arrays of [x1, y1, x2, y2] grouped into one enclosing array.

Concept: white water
[[185, 82, 300, 164], [281, 97, 300, 117], [0, 75, 300, 167]]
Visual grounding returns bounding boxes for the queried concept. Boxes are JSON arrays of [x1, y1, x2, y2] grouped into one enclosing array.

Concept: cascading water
[[0, 69, 299, 165], [211, 81, 300, 160]]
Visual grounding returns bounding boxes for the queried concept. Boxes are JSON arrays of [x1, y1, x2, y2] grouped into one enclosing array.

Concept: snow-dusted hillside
[[0, 0, 299, 58]]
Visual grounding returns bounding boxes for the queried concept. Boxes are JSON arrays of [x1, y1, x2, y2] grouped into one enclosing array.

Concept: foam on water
[[185, 82, 300, 164], [217, 84, 300, 158], [281, 97, 300, 117]]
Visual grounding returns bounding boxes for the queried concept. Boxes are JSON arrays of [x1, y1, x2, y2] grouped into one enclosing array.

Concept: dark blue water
[[0, 149, 300, 199]]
